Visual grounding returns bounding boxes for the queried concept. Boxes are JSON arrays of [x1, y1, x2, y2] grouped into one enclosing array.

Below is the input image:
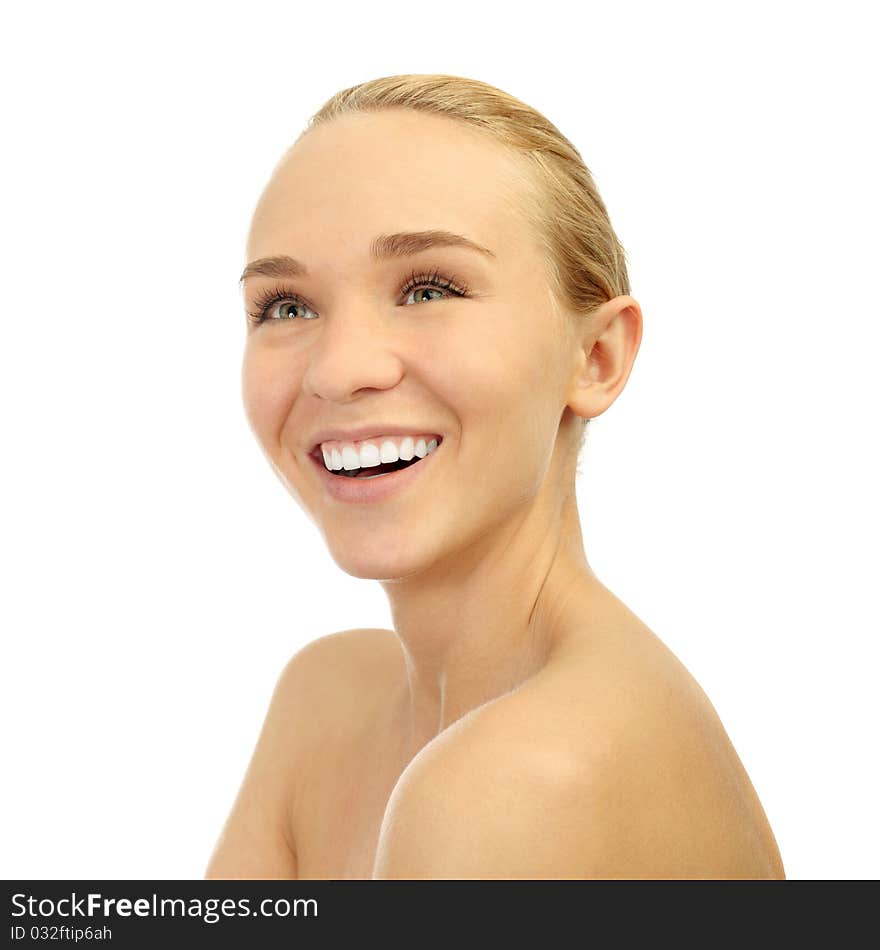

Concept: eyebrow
[[239, 230, 496, 283]]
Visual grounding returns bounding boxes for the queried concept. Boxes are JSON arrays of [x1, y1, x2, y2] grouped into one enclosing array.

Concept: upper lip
[[308, 425, 444, 455]]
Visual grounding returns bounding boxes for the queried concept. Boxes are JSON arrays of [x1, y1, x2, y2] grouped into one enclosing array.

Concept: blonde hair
[[300, 74, 631, 450]]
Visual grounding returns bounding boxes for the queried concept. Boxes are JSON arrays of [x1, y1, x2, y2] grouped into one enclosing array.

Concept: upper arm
[[205, 627, 396, 879], [205, 628, 398, 879], [204, 651, 305, 879]]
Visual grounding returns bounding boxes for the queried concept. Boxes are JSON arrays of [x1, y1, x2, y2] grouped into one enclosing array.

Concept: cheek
[[416, 330, 516, 430], [241, 345, 301, 445], [447, 320, 564, 483], [448, 318, 553, 419]]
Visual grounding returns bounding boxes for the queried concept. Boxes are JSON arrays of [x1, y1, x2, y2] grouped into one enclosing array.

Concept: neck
[[380, 472, 599, 755]]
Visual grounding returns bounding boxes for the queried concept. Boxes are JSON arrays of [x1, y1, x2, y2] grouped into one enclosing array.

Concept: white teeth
[[380, 440, 399, 464], [318, 434, 442, 472], [320, 446, 343, 469], [359, 443, 381, 468]]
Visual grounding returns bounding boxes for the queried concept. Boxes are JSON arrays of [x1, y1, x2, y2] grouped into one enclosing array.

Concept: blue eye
[[246, 269, 470, 327]]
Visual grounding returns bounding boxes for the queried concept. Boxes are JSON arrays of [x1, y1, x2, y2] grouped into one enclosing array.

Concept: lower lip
[[309, 442, 442, 504]]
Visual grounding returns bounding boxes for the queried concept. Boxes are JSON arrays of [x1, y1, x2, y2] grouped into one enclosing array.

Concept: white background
[[2, 1, 877, 880]]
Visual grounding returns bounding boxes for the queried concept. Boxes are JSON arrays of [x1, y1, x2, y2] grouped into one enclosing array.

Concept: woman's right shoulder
[[205, 628, 399, 879], [275, 627, 402, 717]]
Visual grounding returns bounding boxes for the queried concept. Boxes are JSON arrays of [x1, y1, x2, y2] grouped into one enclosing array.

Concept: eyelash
[[245, 268, 471, 326]]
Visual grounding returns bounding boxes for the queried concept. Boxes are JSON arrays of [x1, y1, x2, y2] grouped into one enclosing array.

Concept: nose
[[300, 305, 405, 402]]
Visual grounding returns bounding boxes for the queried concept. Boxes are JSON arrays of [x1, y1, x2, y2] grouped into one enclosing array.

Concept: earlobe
[[565, 295, 643, 422]]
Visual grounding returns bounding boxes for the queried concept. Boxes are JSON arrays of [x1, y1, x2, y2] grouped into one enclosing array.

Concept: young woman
[[206, 74, 785, 880]]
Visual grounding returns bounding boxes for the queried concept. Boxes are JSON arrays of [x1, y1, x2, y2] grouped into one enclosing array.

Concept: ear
[[564, 295, 643, 422]]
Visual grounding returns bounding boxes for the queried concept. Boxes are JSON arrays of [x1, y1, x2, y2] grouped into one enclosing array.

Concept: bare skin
[[206, 109, 785, 879], [206, 617, 785, 879]]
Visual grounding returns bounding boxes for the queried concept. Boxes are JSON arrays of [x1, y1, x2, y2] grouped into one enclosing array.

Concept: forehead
[[246, 110, 536, 265]]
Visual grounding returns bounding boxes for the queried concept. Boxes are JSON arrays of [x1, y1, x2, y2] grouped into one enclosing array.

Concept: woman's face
[[241, 109, 581, 579]]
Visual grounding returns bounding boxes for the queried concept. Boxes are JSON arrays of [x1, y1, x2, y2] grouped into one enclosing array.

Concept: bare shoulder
[[205, 627, 400, 880], [277, 626, 402, 707], [250, 625, 404, 781], [374, 619, 785, 880]]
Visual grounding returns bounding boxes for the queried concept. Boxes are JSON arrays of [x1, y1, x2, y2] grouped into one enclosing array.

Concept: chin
[[326, 536, 432, 582]]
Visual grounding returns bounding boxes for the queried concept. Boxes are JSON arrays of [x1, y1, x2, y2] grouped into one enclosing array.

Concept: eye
[[405, 286, 445, 305], [246, 286, 318, 326], [399, 269, 470, 306]]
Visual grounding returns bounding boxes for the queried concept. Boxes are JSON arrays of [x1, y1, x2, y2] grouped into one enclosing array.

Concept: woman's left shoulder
[[482, 621, 786, 877], [425, 619, 786, 879]]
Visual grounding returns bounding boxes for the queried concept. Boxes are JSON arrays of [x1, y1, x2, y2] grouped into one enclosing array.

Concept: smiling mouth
[[311, 435, 442, 479]]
